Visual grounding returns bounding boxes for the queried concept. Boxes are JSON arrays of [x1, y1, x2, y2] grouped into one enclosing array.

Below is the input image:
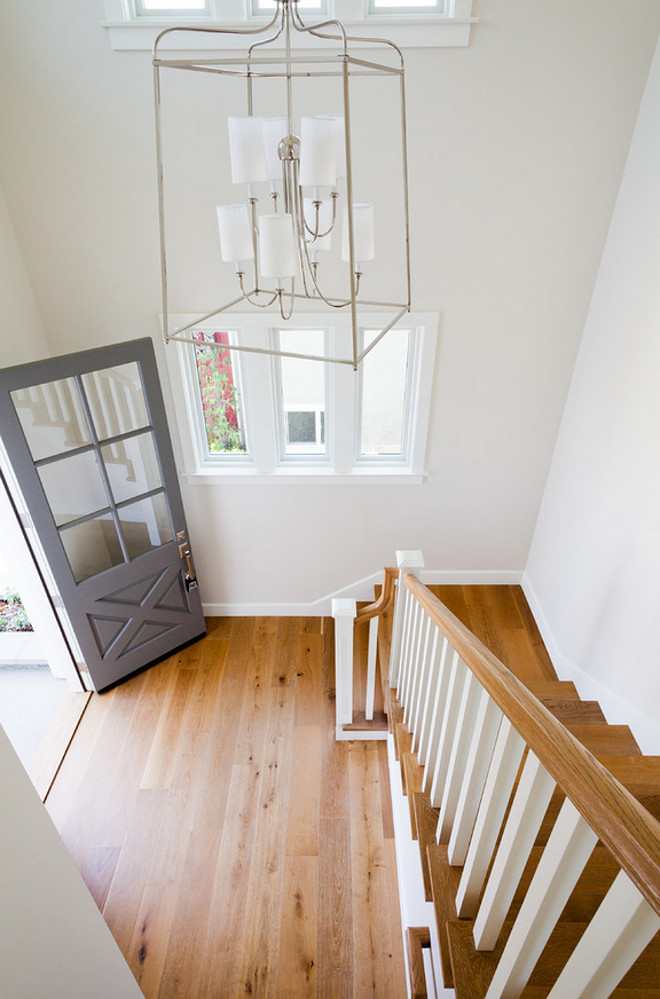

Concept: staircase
[[335, 553, 660, 998]]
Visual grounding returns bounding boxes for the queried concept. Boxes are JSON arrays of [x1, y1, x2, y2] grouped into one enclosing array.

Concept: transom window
[[133, 0, 212, 15], [166, 312, 437, 483]]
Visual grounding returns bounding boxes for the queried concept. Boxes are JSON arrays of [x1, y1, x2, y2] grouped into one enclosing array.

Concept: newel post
[[389, 549, 424, 687], [332, 598, 357, 739]]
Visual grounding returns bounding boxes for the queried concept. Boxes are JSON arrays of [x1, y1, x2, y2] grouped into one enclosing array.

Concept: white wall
[[1, 2, 659, 608], [525, 34, 660, 754], [0, 727, 144, 999], [0, 184, 50, 365]]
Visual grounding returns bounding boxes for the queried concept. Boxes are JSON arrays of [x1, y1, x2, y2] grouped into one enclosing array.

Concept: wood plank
[[349, 741, 407, 999], [317, 816, 353, 999], [127, 882, 179, 996], [277, 856, 319, 997], [295, 631, 323, 726], [79, 844, 121, 913], [286, 724, 322, 856]]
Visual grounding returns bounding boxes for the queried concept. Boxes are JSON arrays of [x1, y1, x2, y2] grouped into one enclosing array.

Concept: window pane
[[59, 514, 124, 583], [252, 0, 326, 11], [360, 329, 410, 457], [137, 0, 209, 10], [369, 0, 442, 8], [38, 451, 109, 527], [82, 362, 150, 442], [101, 432, 163, 505], [11, 378, 91, 461], [193, 332, 247, 456], [117, 494, 174, 560], [277, 330, 327, 456]]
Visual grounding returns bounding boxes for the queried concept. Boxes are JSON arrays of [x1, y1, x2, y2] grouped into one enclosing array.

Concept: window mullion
[[241, 336, 277, 475], [333, 327, 357, 475]]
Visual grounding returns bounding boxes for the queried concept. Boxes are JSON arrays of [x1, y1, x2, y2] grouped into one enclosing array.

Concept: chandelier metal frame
[[153, 0, 411, 369]]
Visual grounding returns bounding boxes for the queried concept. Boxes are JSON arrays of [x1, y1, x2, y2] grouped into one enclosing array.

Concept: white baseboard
[[202, 568, 525, 618], [522, 573, 660, 755]]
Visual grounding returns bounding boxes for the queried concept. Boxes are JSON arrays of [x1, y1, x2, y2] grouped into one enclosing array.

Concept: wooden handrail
[[404, 573, 660, 918], [355, 566, 398, 624]]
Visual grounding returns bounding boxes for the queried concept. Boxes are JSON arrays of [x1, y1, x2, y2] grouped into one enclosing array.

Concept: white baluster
[[402, 601, 423, 715], [390, 550, 424, 687], [473, 751, 556, 950], [421, 640, 454, 793], [429, 653, 467, 808], [415, 627, 444, 762], [456, 718, 526, 917], [364, 616, 378, 721], [331, 598, 356, 738], [437, 668, 484, 843], [408, 614, 433, 741], [396, 589, 415, 702], [484, 799, 598, 999], [447, 693, 503, 865], [547, 869, 660, 999]]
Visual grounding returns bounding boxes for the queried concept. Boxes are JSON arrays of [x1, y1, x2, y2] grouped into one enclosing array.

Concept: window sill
[[102, 15, 475, 51], [183, 468, 426, 485]]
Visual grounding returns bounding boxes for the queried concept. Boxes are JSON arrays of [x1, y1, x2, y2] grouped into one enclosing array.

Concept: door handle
[[177, 531, 198, 590]]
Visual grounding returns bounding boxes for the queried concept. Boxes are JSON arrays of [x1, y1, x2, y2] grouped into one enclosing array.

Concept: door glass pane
[[59, 514, 124, 583], [193, 332, 248, 456], [10, 378, 91, 461], [277, 330, 327, 456], [38, 451, 109, 527], [360, 329, 410, 456], [117, 493, 173, 560], [82, 362, 150, 441], [101, 432, 163, 505]]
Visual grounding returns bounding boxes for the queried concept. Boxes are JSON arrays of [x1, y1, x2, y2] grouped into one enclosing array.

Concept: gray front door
[[0, 338, 205, 691]]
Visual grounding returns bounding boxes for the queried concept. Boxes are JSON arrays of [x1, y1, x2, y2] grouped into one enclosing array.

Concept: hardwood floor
[[45, 616, 406, 999]]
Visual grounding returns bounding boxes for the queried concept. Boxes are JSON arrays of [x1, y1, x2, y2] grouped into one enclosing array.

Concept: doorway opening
[[0, 470, 88, 797]]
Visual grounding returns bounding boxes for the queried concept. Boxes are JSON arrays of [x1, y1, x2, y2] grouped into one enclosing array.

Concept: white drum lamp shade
[[258, 213, 297, 279], [228, 116, 268, 185], [216, 204, 254, 263], [341, 202, 375, 264], [261, 117, 288, 182], [299, 116, 337, 188]]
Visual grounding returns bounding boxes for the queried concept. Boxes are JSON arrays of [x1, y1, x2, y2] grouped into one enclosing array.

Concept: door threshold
[[29, 691, 92, 801]]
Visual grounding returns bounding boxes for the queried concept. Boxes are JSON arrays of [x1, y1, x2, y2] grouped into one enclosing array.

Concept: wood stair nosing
[[427, 843, 461, 989], [403, 753, 424, 837], [412, 791, 440, 901], [405, 927, 431, 999]]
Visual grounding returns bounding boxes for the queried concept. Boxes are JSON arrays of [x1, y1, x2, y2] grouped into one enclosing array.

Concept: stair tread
[[566, 722, 642, 756], [526, 680, 580, 701], [521, 989, 660, 998], [540, 698, 607, 724], [448, 919, 660, 999], [343, 710, 388, 731]]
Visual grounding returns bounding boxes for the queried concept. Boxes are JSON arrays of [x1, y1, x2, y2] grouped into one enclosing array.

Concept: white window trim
[[101, 0, 476, 50], [163, 311, 437, 485]]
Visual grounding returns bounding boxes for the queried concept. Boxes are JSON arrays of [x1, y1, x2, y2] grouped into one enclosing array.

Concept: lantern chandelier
[[153, 0, 411, 368]]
